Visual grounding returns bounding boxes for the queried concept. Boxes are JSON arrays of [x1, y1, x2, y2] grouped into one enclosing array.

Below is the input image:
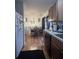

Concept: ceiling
[[23, 0, 57, 19]]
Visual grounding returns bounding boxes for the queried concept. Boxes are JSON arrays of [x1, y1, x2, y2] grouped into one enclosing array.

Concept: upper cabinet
[[48, 0, 63, 21], [48, 3, 58, 21]]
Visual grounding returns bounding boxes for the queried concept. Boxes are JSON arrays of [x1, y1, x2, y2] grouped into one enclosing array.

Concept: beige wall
[[57, 0, 63, 21]]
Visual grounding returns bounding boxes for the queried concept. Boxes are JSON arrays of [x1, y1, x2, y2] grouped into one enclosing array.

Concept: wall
[[57, 0, 63, 21], [15, 0, 23, 16], [15, 0, 24, 57]]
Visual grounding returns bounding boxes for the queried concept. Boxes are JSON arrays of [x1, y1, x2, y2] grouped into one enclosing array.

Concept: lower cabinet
[[51, 45, 63, 59], [44, 32, 63, 59], [44, 32, 51, 57], [51, 36, 63, 59]]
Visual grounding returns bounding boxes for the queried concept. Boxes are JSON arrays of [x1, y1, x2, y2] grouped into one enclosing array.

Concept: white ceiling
[[23, 0, 57, 19]]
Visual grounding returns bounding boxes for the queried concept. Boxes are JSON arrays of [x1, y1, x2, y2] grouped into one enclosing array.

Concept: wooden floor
[[22, 33, 45, 51], [22, 33, 50, 59]]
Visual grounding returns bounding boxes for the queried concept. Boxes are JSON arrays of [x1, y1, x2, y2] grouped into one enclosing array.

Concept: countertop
[[44, 29, 63, 42]]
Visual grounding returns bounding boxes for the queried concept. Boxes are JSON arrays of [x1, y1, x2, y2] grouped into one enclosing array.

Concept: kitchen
[[15, 0, 63, 59]]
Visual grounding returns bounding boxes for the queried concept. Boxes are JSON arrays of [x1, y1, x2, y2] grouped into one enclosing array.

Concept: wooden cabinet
[[44, 32, 51, 57], [51, 36, 63, 59], [44, 31, 63, 59]]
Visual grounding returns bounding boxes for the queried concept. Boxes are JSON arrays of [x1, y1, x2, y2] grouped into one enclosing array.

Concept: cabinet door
[[44, 32, 51, 57], [51, 37, 63, 59], [15, 11, 24, 57]]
